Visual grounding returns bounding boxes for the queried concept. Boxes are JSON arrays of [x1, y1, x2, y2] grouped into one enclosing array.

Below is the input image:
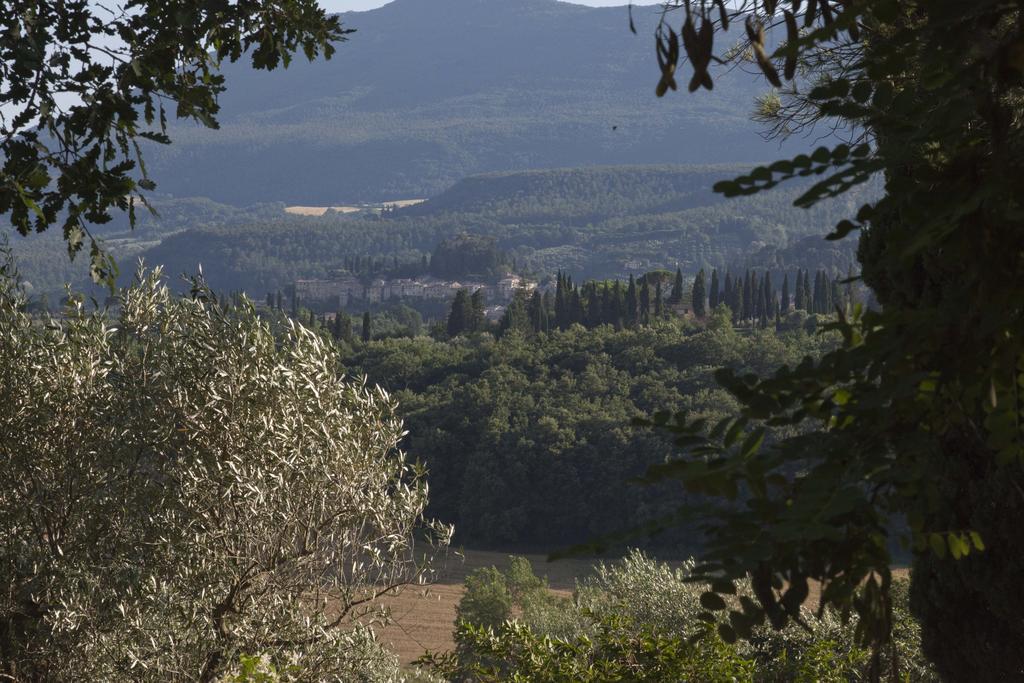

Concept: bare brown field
[[374, 550, 911, 666]]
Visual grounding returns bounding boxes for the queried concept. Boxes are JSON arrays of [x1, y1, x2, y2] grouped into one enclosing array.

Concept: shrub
[[574, 549, 703, 636], [456, 567, 512, 630], [504, 555, 546, 604], [426, 617, 755, 683], [440, 551, 936, 682]]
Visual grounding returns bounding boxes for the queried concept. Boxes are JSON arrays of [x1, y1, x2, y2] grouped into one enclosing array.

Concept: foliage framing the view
[[0, 263, 450, 680], [634, 0, 1024, 677], [0, 0, 346, 283], [421, 552, 934, 682]]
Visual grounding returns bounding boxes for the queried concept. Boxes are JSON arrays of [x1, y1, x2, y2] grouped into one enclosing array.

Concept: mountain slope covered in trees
[[136, 165, 866, 294], [140, 0, 810, 204]]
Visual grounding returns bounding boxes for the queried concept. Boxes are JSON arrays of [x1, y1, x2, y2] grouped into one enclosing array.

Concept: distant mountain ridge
[[142, 0, 809, 205]]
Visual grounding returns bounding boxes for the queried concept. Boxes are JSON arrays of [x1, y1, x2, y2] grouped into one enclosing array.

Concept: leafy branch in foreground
[[1, 0, 348, 284], [639, 0, 1024, 678]]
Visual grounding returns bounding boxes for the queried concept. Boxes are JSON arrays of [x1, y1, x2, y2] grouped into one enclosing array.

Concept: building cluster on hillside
[[293, 272, 536, 308]]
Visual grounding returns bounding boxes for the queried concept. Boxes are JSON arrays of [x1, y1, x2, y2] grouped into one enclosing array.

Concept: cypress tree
[[470, 288, 486, 332], [639, 279, 651, 325], [723, 272, 734, 313], [671, 268, 684, 304], [266, 292, 274, 308], [655, 282, 664, 319], [823, 271, 832, 313], [499, 291, 528, 337], [692, 269, 707, 318], [528, 290, 547, 333], [811, 271, 820, 313], [794, 270, 805, 310], [760, 279, 770, 328], [709, 269, 720, 310], [602, 284, 616, 326], [613, 280, 625, 329], [447, 289, 473, 337], [742, 273, 752, 321], [340, 313, 353, 344], [555, 272, 567, 329], [361, 311, 371, 342], [813, 270, 825, 313], [802, 270, 812, 312], [752, 273, 763, 320], [587, 283, 602, 327], [781, 273, 791, 313], [571, 289, 585, 326], [626, 275, 639, 327]]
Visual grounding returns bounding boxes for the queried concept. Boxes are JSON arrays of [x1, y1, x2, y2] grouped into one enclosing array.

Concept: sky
[[321, 0, 660, 11]]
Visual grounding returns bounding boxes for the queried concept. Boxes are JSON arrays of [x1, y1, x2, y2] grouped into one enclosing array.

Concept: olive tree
[[0, 264, 450, 680]]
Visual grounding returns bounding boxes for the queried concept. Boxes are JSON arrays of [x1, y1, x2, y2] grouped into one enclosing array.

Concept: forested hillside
[[341, 311, 838, 548], [137, 166, 868, 294], [138, 0, 811, 204], [405, 165, 729, 221]]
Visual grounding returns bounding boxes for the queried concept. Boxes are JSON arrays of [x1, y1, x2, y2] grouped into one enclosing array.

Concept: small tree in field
[[456, 568, 512, 631], [0, 264, 450, 680]]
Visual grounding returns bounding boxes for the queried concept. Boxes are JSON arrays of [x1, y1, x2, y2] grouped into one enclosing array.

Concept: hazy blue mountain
[[143, 0, 807, 205]]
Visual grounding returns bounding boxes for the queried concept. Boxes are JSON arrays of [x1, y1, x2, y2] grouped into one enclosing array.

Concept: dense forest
[[338, 308, 838, 549]]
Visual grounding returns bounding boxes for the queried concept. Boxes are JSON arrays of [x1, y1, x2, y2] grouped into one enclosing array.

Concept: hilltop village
[[293, 271, 536, 311]]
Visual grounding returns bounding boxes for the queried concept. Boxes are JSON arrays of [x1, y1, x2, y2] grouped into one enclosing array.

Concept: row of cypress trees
[[691, 267, 857, 324], [498, 270, 689, 336], [287, 265, 858, 343]]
